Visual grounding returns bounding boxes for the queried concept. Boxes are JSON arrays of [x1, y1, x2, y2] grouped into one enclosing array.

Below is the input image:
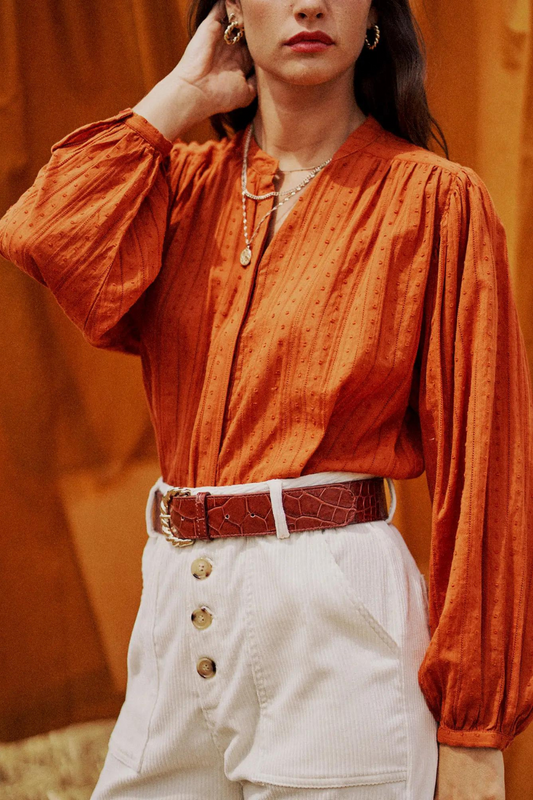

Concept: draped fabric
[[0, 0, 532, 790]]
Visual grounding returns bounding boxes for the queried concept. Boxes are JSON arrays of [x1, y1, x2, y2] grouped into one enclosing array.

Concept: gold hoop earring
[[365, 23, 380, 50], [224, 14, 244, 45]]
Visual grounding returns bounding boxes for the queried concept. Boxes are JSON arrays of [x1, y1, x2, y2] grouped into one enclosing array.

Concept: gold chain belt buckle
[[160, 487, 194, 547]]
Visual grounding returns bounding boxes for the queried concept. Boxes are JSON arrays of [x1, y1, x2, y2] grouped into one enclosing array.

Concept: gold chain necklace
[[239, 122, 332, 267]]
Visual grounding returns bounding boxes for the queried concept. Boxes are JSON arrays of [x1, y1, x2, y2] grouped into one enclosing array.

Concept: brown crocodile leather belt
[[153, 477, 388, 547]]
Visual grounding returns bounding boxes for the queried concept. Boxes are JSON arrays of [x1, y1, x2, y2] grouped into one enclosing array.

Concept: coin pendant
[[240, 247, 252, 266]]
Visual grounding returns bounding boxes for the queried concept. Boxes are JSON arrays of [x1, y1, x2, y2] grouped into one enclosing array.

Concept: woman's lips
[[285, 41, 333, 52]]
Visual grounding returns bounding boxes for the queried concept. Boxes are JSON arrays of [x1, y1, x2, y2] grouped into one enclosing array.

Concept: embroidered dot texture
[[0, 108, 532, 752]]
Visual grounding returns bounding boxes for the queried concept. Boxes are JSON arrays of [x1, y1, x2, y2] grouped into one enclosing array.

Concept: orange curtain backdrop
[[0, 0, 532, 793]]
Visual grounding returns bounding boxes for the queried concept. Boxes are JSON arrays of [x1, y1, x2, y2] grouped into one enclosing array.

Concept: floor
[[0, 720, 115, 800]]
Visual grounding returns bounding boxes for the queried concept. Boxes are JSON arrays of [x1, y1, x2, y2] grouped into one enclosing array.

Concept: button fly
[[191, 606, 213, 630], [191, 557, 213, 580], [197, 657, 216, 678]]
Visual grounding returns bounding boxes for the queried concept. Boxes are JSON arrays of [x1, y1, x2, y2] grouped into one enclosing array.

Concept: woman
[[0, 0, 531, 797]]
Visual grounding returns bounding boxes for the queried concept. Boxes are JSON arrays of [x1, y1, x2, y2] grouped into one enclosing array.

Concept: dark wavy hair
[[186, 0, 448, 157]]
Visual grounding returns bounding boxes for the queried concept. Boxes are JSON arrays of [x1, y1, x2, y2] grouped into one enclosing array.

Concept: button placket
[[188, 173, 280, 487], [189, 554, 217, 679]]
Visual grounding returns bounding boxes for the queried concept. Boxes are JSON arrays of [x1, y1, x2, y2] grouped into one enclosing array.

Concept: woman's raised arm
[[0, 108, 179, 354], [0, 0, 256, 354]]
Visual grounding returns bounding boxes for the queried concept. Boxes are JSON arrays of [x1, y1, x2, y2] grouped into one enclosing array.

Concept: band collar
[[237, 113, 383, 177]]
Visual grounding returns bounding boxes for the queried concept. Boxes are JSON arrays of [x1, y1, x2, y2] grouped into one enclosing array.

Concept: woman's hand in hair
[[133, 0, 256, 141], [435, 744, 505, 800], [173, 0, 257, 116]]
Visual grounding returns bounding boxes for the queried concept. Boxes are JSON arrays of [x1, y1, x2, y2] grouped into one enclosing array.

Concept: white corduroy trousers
[[91, 471, 438, 800]]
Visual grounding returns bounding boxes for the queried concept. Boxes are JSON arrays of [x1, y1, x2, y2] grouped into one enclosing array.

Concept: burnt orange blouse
[[1, 107, 532, 751]]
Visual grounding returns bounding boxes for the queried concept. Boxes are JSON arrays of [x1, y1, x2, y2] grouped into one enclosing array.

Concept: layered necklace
[[239, 121, 333, 266]]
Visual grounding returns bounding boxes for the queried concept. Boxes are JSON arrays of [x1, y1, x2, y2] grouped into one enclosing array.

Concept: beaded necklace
[[239, 121, 332, 266]]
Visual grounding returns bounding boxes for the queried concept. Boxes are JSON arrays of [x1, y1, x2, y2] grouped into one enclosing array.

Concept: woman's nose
[[292, 0, 326, 20]]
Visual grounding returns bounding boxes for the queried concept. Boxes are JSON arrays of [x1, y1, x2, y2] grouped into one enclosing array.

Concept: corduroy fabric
[[91, 471, 438, 800], [0, 109, 532, 749]]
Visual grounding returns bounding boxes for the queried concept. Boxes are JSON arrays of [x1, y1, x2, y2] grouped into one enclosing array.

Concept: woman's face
[[225, 0, 376, 87]]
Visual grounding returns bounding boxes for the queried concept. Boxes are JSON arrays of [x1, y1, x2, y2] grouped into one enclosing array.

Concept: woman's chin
[[265, 67, 341, 88]]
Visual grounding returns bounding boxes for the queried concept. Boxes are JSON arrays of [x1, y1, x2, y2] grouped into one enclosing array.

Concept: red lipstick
[[284, 30, 334, 52]]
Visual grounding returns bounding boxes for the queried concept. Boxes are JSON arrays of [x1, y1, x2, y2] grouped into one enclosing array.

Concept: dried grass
[[0, 720, 115, 800]]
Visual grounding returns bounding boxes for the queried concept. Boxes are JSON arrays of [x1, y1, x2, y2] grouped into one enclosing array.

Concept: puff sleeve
[[0, 108, 203, 353], [415, 166, 533, 750]]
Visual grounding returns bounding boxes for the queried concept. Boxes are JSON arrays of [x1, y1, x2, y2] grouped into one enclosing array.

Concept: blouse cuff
[[437, 723, 514, 751], [50, 107, 174, 159], [124, 110, 174, 157]]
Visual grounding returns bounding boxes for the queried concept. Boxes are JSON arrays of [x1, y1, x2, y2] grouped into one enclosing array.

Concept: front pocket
[[317, 522, 405, 653], [242, 531, 408, 786], [107, 534, 164, 773]]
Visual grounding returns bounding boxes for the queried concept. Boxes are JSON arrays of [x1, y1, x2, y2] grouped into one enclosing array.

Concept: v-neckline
[[237, 114, 383, 266], [253, 182, 312, 266], [243, 113, 383, 177]]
